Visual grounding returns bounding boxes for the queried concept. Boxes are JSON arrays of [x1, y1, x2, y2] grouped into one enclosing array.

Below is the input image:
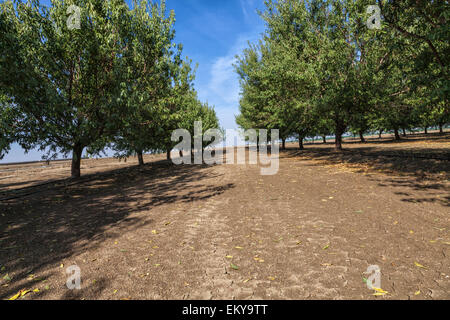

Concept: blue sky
[[1, 0, 266, 163]]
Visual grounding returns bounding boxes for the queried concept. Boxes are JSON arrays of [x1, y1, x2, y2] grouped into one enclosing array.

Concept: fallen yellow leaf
[[373, 287, 388, 294], [372, 287, 389, 296], [8, 292, 21, 301], [9, 289, 31, 300], [373, 292, 388, 296], [414, 262, 428, 269]]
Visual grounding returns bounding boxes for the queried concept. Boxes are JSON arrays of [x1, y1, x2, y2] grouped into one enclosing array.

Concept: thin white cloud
[[194, 1, 265, 130], [196, 31, 263, 130], [207, 34, 257, 105], [209, 55, 240, 105], [240, 0, 257, 21], [240, 0, 249, 19]]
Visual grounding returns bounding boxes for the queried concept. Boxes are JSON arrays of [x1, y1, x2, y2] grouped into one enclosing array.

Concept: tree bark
[[334, 118, 346, 151], [394, 128, 401, 141], [424, 127, 428, 134], [379, 129, 383, 139], [439, 124, 443, 134], [359, 131, 366, 143], [166, 149, 171, 161], [402, 128, 407, 137], [137, 150, 144, 166], [322, 135, 327, 144], [281, 138, 286, 150], [71, 144, 83, 178], [335, 133, 343, 150], [299, 137, 304, 150]]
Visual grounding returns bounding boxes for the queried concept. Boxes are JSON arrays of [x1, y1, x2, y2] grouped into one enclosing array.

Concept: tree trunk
[[166, 149, 171, 161], [402, 128, 407, 137], [394, 128, 401, 141], [137, 150, 144, 166], [335, 133, 343, 150], [281, 138, 286, 150], [439, 124, 443, 134], [71, 144, 83, 179], [424, 127, 428, 134], [322, 135, 327, 144], [359, 131, 366, 143], [335, 125, 345, 151], [378, 129, 383, 139], [298, 136, 304, 150], [334, 118, 346, 151]]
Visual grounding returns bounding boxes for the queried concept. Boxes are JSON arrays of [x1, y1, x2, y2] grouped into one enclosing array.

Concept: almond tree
[[111, 0, 181, 166], [0, 94, 14, 159], [0, 0, 131, 177]]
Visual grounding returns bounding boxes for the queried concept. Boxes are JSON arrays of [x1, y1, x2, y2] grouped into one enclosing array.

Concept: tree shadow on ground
[[0, 160, 234, 299], [283, 136, 450, 207], [341, 132, 450, 145], [0, 179, 44, 191]]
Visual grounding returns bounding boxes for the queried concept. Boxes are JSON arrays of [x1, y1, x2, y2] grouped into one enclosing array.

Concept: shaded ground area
[[0, 133, 449, 300], [0, 154, 165, 193]]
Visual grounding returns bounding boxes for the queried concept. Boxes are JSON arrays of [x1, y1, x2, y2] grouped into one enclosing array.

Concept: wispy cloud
[[240, 0, 257, 21], [208, 49, 240, 105], [240, 0, 249, 19], [205, 34, 255, 102], [197, 32, 262, 130]]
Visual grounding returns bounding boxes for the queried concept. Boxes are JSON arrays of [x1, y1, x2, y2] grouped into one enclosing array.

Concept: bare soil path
[[0, 133, 449, 300]]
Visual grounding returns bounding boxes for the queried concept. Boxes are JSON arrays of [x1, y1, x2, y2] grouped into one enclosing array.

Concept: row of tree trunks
[[73, 124, 445, 179]]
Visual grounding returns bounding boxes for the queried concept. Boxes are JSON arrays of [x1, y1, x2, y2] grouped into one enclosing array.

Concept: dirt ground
[[0, 132, 449, 300]]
